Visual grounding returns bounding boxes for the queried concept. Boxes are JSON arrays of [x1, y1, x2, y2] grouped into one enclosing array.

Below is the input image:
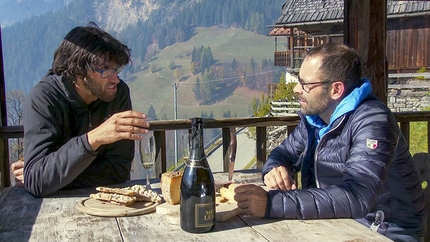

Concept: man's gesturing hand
[[263, 166, 297, 191], [234, 184, 267, 218], [87, 110, 150, 151]]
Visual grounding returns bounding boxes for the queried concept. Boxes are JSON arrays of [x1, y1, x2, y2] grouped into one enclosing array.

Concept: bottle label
[[187, 160, 210, 170], [195, 202, 215, 228], [187, 163, 209, 169]]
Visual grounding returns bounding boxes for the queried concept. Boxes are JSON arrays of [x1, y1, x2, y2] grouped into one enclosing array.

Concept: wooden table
[[0, 170, 391, 242]]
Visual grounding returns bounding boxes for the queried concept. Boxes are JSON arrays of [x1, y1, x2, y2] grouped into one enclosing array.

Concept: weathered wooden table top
[[0, 170, 392, 242]]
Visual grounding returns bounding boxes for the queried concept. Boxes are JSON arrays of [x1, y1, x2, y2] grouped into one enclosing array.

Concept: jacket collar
[[46, 70, 101, 115]]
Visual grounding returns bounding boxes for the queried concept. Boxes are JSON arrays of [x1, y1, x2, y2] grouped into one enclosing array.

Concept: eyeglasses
[[297, 76, 332, 93], [93, 66, 124, 79]]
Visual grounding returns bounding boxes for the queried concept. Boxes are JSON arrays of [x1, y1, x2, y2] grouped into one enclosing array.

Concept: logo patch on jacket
[[366, 139, 378, 149]]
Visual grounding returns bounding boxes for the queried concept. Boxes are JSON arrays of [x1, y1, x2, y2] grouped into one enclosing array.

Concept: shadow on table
[[0, 187, 42, 241]]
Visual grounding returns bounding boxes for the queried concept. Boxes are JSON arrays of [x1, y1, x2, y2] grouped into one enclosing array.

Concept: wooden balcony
[[1, 112, 430, 190], [274, 51, 291, 67], [273, 48, 309, 71]]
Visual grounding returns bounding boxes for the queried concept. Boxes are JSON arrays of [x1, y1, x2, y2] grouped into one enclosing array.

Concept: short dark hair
[[305, 43, 362, 95], [52, 22, 131, 79]]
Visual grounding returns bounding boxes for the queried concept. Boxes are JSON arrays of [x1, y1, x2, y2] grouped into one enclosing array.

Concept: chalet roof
[[269, 0, 430, 35]]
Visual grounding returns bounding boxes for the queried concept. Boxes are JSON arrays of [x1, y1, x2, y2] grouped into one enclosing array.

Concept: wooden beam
[[256, 127, 267, 170], [0, 26, 11, 189], [222, 128, 230, 172], [344, 0, 388, 104], [154, 130, 167, 177]]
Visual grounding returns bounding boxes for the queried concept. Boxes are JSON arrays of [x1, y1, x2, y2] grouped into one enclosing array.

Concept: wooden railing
[[1, 112, 430, 190]]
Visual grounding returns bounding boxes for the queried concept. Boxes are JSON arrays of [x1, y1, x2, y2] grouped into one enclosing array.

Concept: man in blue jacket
[[12, 22, 150, 197], [234, 43, 426, 241]]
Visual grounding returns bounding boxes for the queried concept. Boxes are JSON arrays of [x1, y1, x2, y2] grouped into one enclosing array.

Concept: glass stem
[[146, 170, 150, 188]]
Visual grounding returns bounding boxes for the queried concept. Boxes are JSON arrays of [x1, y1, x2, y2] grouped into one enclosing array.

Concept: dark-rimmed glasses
[[298, 76, 332, 93], [93, 66, 124, 79]]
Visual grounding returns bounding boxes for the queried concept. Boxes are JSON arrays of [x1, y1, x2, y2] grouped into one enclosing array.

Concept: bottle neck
[[189, 121, 206, 166]]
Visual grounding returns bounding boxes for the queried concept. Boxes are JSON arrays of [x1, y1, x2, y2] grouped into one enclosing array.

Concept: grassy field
[[126, 27, 283, 119], [410, 122, 429, 155]]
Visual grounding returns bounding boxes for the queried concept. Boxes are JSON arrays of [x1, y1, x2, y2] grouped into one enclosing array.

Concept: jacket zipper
[[313, 115, 347, 188], [89, 112, 92, 128]]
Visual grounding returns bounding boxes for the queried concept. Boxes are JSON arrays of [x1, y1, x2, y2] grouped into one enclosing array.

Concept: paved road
[[207, 128, 257, 172]]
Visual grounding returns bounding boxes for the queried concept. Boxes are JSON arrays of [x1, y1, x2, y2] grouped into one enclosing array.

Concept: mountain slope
[[127, 26, 282, 119], [1, 0, 285, 120]]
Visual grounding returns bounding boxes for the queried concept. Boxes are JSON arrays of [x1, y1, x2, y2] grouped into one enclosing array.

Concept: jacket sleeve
[[266, 102, 399, 219], [262, 119, 308, 181], [23, 86, 97, 197]]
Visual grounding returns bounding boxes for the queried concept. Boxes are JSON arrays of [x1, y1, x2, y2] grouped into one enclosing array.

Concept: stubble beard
[[300, 91, 331, 116], [84, 76, 116, 102]]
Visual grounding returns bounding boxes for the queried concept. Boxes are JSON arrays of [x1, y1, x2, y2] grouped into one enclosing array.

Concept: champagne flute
[[139, 134, 155, 189], [181, 133, 190, 165]]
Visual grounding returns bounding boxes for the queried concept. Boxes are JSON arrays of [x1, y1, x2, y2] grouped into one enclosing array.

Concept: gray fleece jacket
[[23, 70, 134, 197]]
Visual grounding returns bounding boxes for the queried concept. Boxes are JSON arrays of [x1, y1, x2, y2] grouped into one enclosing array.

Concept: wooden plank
[[388, 73, 430, 78], [400, 122, 410, 145], [242, 217, 391, 242], [118, 214, 268, 242], [0, 27, 7, 126], [270, 107, 300, 112], [256, 127, 267, 170], [0, 187, 121, 241], [154, 130, 166, 177], [270, 101, 300, 106], [0, 26, 10, 190], [344, 0, 388, 104], [222, 128, 230, 172], [0, 137, 9, 190]]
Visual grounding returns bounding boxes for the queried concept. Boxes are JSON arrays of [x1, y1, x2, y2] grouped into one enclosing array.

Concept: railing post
[[154, 130, 166, 178], [400, 122, 410, 146], [222, 128, 230, 172], [256, 126, 267, 169], [0, 26, 10, 190]]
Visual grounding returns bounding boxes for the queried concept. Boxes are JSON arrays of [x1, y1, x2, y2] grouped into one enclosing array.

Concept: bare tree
[[7, 90, 25, 162]]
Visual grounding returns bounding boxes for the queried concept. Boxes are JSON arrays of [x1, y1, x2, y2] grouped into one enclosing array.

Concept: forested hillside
[[1, 0, 284, 93], [0, 0, 68, 26]]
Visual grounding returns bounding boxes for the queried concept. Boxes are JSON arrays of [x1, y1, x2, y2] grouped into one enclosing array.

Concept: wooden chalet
[[268, 0, 430, 79]]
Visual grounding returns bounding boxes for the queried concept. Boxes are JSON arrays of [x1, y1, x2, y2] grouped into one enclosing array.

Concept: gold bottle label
[[195, 202, 215, 228]]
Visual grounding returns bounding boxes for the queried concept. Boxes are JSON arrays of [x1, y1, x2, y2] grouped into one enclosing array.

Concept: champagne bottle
[[180, 117, 215, 233]]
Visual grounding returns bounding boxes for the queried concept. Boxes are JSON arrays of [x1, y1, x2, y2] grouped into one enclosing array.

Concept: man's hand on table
[[263, 166, 297, 191], [87, 110, 151, 151], [234, 184, 267, 218], [10, 159, 24, 187]]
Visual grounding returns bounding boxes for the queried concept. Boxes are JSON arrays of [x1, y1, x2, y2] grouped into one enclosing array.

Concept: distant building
[[268, 0, 430, 79]]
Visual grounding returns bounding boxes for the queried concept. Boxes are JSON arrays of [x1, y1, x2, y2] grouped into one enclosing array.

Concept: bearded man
[[19, 22, 150, 197], [234, 43, 426, 242]]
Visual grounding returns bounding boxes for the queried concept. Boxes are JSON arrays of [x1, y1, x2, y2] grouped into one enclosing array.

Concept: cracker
[[90, 192, 136, 206], [96, 186, 137, 196], [130, 185, 162, 203]]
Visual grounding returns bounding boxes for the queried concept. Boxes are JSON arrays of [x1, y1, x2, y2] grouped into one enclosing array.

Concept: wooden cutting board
[[76, 198, 159, 217], [156, 196, 242, 224]]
